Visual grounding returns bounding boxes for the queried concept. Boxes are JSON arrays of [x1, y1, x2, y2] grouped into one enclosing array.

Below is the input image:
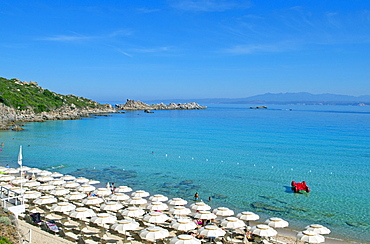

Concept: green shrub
[[0, 217, 11, 225], [0, 237, 13, 244]]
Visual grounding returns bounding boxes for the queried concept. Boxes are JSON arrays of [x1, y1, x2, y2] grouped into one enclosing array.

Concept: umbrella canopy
[[250, 224, 277, 237], [9, 186, 28, 194], [190, 202, 211, 211], [94, 187, 112, 196], [23, 180, 41, 188], [50, 172, 64, 178], [51, 202, 76, 213], [100, 201, 124, 212], [168, 198, 188, 206], [11, 177, 28, 185], [221, 217, 246, 229], [62, 175, 76, 181], [304, 224, 331, 235], [49, 179, 66, 186], [170, 206, 192, 216], [143, 211, 170, 224], [149, 194, 168, 202], [37, 175, 54, 182], [18, 166, 31, 171], [90, 213, 117, 227], [34, 195, 58, 205], [88, 180, 100, 185], [119, 206, 145, 218], [70, 207, 96, 220], [147, 201, 169, 211], [0, 175, 16, 182], [65, 191, 86, 200], [78, 184, 96, 193], [5, 168, 19, 174], [237, 211, 260, 225], [27, 168, 42, 174], [64, 181, 80, 188], [170, 234, 201, 244], [193, 211, 217, 220], [111, 219, 140, 233], [115, 185, 132, 193], [109, 192, 130, 201], [197, 225, 226, 238], [297, 230, 325, 243], [170, 218, 197, 232], [38, 170, 52, 176], [75, 177, 89, 184], [265, 217, 289, 228], [128, 197, 148, 206], [140, 226, 169, 242], [37, 183, 56, 191], [131, 190, 150, 198], [212, 207, 234, 217], [23, 190, 42, 200], [50, 187, 70, 196], [82, 196, 104, 206]]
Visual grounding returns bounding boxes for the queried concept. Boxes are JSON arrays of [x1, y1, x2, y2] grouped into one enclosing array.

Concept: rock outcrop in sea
[[115, 99, 207, 110]]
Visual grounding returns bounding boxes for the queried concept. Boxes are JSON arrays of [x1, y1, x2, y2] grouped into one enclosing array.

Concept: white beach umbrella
[[78, 184, 96, 193], [50, 187, 70, 196], [170, 234, 201, 244], [149, 194, 168, 202], [168, 198, 188, 206], [28, 168, 42, 174], [88, 180, 100, 185], [146, 201, 169, 211], [0, 167, 7, 172], [140, 226, 169, 242], [212, 207, 234, 217], [34, 195, 58, 205], [193, 211, 217, 220], [37, 175, 54, 182], [0, 175, 16, 182], [94, 187, 112, 196], [64, 181, 80, 188], [197, 225, 226, 238], [111, 219, 140, 233], [109, 192, 130, 201], [62, 175, 76, 181], [115, 185, 132, 193], [65, 191, 86, 201], [190, 202, 211, 211], [237, 211, 260, 226], [169, 206, 192, 217], [23, 190, 42, 200], [119, 206, 145, 218], [51, 202, 76, 213], [82, 196, 104, 206], [265, 217, 289, 228], [11, 177, 28, 186], [250, 224, 277, 238], [70, 207, 96, 220], [37, 183, 56, 191], [221, 217, 246, 229], [18, 166, 31, 171], [143, 211, 170, 224], [131, 190, 150, 198], [90, 213, 117, 227], [23, 180, 41, 188], [50, 172, 63, 178], [75, 177, 89, 184], [5, 168, 19, 174], [170, 218, 197, 232], [128, 196, 148, 206], [9, 186, 28, 194], [100, 201, 124, 212], [0, 182, 11, 187], [297, 230, 325, 243], [49, 179, 66, 186], [304, 224, 331, 235], [38, 170, 52, 176]]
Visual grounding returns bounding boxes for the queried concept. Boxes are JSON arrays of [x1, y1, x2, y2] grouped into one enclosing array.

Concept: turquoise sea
[[0, 104, 369, 243]]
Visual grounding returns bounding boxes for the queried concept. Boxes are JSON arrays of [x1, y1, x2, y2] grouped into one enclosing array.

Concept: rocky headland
[[115, 99, 207, 111]]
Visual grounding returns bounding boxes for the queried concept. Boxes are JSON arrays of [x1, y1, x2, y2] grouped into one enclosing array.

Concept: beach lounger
[[41, 220, 59, 234], [59, 227, 80, 242]]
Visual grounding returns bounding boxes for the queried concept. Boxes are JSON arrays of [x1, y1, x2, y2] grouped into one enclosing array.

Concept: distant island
[[115, 99, 207, 111]]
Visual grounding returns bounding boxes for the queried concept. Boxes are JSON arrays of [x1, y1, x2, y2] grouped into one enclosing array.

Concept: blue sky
[[1, 0, 370, 101]]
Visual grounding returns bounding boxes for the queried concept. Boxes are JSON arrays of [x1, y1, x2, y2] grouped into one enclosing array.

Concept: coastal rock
[[115, 99, 207, 111]]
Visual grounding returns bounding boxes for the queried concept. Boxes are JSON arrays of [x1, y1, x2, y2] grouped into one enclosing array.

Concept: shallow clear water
[[1, 104, 369, 243]]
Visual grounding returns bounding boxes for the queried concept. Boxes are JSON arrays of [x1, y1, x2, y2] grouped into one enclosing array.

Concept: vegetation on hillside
[[0, 208, 19, 244], [0, 77, 105, 113]]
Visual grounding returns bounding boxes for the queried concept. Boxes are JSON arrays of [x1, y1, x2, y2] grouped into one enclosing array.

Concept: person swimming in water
[[194, 192, 199, 201]]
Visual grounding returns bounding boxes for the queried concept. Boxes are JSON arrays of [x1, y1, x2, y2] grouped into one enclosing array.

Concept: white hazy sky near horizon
[[1, 0, 370, 101]]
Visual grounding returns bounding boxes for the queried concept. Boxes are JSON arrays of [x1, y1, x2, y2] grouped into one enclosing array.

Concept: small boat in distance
[[291, 181, 310, 193], [249, 106, 267, 109]]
